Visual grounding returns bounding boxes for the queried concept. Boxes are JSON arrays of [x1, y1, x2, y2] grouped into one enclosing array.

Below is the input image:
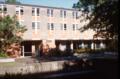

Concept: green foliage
[[75, 48, 107, 54], [0, 52, 8, 57], [73, 0, 118, 40], [73, 0, 118, 52], [47, 48, 72, 57], [75, 48, 91, 53], [0, 15, 27, 52]]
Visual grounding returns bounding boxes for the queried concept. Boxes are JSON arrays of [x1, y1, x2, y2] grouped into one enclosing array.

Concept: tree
[[73, 0, 118, 51], [0, 15, 27, 56]]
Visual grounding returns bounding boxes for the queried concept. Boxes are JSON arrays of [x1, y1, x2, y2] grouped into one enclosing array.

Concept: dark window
[[76, 12, 78, 19], [73, 24, 75, 31], [48, 23, 54, 30], [3, 7, 7, 13], [64, 11, 66, 18], [47, 9, 53, 17], [47, 9, 50, 16], [51, 9, 53, 17], [72, 12, 75, 18], [51, 23, 54, 30], [32, 22, 35, 29], [20, 9, 23, 15], [60, 10, 63, 17], [37, 8, 40, 16], [64, 24, 67, 30], [32, 8, 35, 16], [73, 11, 78, 19], [73, 24, 78, 31], [60, 10, 66, 18]]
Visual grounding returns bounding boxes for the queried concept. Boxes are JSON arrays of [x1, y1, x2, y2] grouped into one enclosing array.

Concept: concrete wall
[[0, 61, 65, 75]]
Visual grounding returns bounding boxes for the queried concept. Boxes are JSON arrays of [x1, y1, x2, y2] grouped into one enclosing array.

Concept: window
[[51, 9, 53, 17], [16, 6, 19, 14], [48, 23, 54, 30], [32, 22, 35, 29], [61, 24, 67, 30], [32, 8, 35, 16], [60, 10, 67, 18], [73, 24, 78, 31], [64, 24, 67, 30], [73, 24, 75, 31], [16, 6, 24, 15], [60, 10, 63, 17], [32, 22, 40, 29], [64, 11, 66, 18], [47, 9, 53, 17], [73, 11, 78, 19], [0, 5, 7, 13], [37, 22, 40, 29], [37, 8, 40, 16], [20, 7, 24, 15], [76, 12, 78, 19], [3, 6, 7, 13], [47, 9, 49, 16], [51, 23, 54, 30]]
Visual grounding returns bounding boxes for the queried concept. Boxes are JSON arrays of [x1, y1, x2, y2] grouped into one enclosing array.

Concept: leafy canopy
[[73, 0, 118, 39], [0, 15, 27, 52]]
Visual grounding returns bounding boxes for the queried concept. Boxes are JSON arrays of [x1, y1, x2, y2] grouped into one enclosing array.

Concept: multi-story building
[[0, 2, 106, 57]]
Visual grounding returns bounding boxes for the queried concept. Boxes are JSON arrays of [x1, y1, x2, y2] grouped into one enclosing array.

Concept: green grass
[[0, 62, 19, 67]]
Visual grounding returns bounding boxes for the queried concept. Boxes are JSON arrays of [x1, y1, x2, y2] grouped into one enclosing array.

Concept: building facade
[[0, 3, 106, 57]]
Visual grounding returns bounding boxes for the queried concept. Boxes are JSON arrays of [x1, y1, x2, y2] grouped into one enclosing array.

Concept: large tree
[[73, 0, 118, 51], [73, 0, 118, 39], [0, 15, 26, 53]]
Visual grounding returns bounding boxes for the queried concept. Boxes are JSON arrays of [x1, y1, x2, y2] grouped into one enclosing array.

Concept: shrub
[[75, 48, 91, 54], [47, 48, 72, 57], [75, 48, 106, 54], [0, 52, 8, 58]]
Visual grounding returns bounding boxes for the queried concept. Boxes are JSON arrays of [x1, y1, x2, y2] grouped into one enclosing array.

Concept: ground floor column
[[32, 45, 35, 57], [22, 46, 24, 57], [100, 41, 105, 49], [81, 42, 85, 48], [91, 42, 94, 50], [70, 42, 73, 51]]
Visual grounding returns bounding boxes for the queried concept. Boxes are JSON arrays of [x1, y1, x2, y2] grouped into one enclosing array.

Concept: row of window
[[32, 22, 78, 31], [18, 7, 78, 18], [0, 5, 79, 19]]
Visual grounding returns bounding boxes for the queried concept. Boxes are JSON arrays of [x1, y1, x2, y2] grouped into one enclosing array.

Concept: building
[[0, 2, 106, 57]]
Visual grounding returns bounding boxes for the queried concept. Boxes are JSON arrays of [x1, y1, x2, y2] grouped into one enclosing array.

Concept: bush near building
[[0, 15, 27, 58]]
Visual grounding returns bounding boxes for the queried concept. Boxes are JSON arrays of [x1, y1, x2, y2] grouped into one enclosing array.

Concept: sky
[[18, 0, 79, 9]]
